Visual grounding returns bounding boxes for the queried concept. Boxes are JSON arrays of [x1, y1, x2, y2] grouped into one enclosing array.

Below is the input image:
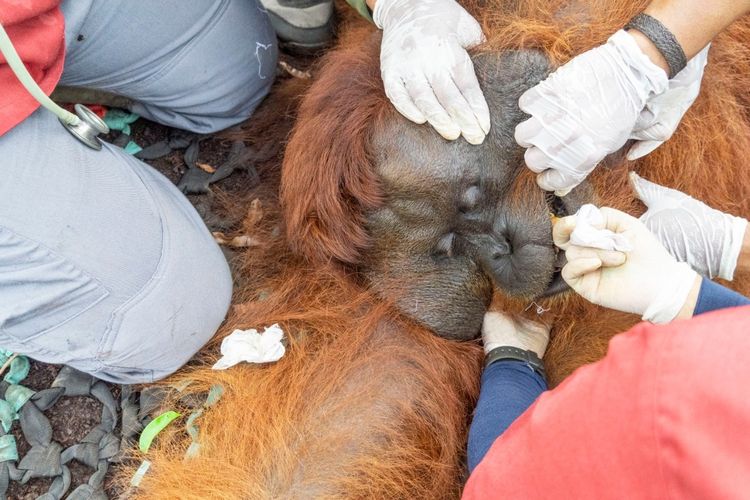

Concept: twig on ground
[[0, 353, 18, 378]]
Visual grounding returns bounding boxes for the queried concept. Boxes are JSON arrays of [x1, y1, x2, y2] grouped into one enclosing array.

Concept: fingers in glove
[[566, 244, 626, 268], [516, 118, 574, 173], [515, 116, 554, 173], [430, 73, 486, 144], [451, 54, 491, 135], [515, 118, 590, 195], [514, 115, 542, 149], [628, 171, 665, 207], [627, 139, 664, 161], [406, 74, 461, 140], [562, 256, 602, 283], [515, 87, 566, 149], [523, 147, 553, 174], [517, 85, 544, 116], [552, 215, 576, 250], [481, 311, 516, 336], [455, 9, 485, 47], [598, 206, 642, 234], [383, 74, 428, 125], [513, 315, 553, 337], [537, 168, 576, 197]]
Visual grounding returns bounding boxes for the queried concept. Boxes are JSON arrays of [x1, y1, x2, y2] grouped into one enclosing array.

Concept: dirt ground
[[8, 53, 315, 499]]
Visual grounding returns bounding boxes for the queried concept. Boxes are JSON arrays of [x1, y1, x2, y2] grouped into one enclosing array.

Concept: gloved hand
[[630, 172, 748, 280], [374, 0, 490, 145], [482, 312, 550, 359], [515, 30, 668, 196], [628, 45, 710, 160], [554, 205, 699, 323]]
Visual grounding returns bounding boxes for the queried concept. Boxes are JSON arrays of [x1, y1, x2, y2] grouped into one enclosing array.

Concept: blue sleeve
[[694, 278, 750, 315], [466, 360, 547, 472]]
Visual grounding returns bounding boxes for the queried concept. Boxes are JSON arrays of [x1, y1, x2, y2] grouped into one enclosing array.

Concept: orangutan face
[[364, 51, 591, 340]]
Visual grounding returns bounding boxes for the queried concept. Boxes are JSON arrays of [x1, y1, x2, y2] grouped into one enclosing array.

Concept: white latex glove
[[374, 0, 490, 144], [482, 312, 550, 359], [630, 172, 748, 280], [628, 45, 710, 160], [515, 30, 668, 196], [554, 205, 698, 324]]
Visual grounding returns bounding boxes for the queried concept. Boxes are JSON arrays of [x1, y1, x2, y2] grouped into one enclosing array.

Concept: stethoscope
[[0, 21, 109, 150]]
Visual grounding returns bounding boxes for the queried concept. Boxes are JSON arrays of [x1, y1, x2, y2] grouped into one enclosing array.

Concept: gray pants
[[0, 0, 278, 383]]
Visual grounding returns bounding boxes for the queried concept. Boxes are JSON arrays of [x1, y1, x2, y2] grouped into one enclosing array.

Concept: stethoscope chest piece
[[60, 104, 110, 150]]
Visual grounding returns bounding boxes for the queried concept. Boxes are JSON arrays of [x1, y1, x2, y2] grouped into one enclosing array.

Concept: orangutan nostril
[[491, 236, 512, 259]]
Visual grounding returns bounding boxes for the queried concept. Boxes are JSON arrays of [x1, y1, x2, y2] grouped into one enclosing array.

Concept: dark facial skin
[[364, 51, 590, 340]]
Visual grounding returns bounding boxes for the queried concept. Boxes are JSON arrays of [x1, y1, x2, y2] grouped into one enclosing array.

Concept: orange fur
[[120, 2, 750, 497]]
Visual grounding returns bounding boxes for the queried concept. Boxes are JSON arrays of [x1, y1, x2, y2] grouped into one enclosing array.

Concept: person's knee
[[131, 0, 279, 133], [94, 250, 233, 385]]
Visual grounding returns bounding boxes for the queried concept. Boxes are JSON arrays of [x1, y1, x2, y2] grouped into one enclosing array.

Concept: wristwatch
[[485, 346, 547, 380]]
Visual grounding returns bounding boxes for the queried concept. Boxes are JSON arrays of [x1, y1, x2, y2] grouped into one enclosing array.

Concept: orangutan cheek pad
[[364, 51, 590, 341]]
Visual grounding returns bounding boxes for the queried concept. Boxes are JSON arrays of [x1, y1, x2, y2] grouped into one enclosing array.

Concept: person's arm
[[515, 1, 750, 195], [553, 204, 750, 322], [467, 313, 550, 471], [364, 0, 490, 145], [634, 0, 750, 69], [467, 360, 546, 472], [630, 172, 748, 281], [691, 279, 750, 316], [463, 304, 750, 499], [554, 205, 700, 323]]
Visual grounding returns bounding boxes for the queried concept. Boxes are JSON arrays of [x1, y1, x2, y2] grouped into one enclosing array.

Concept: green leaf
[[139, 410, 181, 453]]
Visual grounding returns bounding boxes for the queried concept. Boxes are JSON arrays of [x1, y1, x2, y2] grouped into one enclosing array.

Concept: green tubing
[[0, 21, 79, 125]]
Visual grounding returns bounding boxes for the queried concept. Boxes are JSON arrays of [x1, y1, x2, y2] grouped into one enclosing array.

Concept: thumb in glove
[[628, 45, 710, 160]]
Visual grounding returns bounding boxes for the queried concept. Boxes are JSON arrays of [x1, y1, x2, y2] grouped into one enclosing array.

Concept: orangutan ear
[[281, 37, 387, 266]]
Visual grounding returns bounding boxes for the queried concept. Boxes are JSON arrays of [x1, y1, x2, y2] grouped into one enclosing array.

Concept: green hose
[[0, 21, 79, 126]]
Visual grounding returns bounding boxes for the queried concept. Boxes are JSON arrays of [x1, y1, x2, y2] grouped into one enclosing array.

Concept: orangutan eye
[[434, 233, 455, 258]]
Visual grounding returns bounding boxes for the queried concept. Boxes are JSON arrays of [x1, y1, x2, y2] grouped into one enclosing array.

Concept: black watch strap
[[625, 13, 687, 78], [485, 346, 547, 380]]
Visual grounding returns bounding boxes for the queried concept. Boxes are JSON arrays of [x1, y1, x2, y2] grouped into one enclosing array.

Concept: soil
[[6, 53, 316, 499]]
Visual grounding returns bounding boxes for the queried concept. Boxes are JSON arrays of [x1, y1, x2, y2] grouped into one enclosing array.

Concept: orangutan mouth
[[540, 192, 570, 298]]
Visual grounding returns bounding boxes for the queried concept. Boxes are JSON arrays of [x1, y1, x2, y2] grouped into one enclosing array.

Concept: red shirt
[[0, 0, 64, 136], [464, 306, 750, 499]]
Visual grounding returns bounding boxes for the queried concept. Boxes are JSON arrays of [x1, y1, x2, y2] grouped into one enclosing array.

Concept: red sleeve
[[463, 306, 750, 500], [0, 0, 65, 136]]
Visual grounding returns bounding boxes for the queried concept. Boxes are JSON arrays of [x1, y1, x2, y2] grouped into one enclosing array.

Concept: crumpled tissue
[[569, 204, 633, 252], [212, 324, 285, 370]]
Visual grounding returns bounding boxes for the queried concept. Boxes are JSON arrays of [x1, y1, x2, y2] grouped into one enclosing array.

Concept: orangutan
[[121, 1, 750, 498]]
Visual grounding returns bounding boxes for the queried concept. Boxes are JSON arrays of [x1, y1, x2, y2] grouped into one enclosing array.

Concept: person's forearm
[[627, 0, 750, 74], [675, 275, 702, 319], [690, 278, 750, 316], [645, 0, 750, 57], [466, 361, 546, 472], [676, 273, 750, 319]]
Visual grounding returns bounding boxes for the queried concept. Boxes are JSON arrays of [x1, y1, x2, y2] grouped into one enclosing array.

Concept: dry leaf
[[196, 162, 216, 173], [230, 235, 262, 247], [242, 199, 264, 233], [213, 231, 262, 248], [213, 232, 230, 244]]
